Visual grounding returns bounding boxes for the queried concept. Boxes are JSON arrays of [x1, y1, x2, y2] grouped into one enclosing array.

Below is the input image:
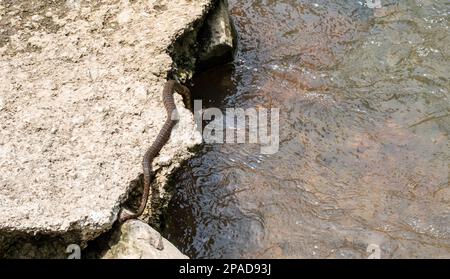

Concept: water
[[163, 0, 450, 258]]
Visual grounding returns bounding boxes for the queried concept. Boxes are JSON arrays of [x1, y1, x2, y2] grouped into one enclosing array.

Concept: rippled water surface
[[163, 0, 450, 258]]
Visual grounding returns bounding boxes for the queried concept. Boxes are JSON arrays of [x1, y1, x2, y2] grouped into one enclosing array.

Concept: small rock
[[103, 220, 188, 259], [198, 0, 236, 69]]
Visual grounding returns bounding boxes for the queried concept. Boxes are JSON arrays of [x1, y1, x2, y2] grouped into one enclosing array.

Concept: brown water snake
[[119, 80, 192, 223]]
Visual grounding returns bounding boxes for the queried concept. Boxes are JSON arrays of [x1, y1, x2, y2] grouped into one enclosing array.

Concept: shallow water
[[163, 0, 450, 258]]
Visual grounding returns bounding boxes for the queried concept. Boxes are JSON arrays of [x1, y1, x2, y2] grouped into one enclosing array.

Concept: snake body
[[119, 80, 191, 223]]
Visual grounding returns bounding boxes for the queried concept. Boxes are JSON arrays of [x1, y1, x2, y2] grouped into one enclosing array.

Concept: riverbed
[[163, 0, 450, 258]]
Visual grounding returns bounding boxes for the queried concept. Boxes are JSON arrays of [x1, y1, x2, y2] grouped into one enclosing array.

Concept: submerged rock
[[102, 220, 188, 259]]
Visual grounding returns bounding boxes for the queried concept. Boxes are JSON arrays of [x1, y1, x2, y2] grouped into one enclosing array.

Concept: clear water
[[163, 0, 450, 258]]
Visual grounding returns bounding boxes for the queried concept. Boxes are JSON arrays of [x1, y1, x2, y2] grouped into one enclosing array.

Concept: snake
[[119, 80, 192, 223]]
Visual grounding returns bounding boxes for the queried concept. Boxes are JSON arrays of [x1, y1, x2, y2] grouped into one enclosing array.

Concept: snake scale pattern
[[119, 80, 192, 223]]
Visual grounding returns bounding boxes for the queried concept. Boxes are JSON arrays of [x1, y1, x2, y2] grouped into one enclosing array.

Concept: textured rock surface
[[103, 220, 188, 259], [0, 0, 212, 252], [198, 0, 236, 68]]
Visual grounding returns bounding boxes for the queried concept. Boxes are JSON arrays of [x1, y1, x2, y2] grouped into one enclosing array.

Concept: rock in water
[[198, 0, 237, 69], [103, 220, 188, 259]]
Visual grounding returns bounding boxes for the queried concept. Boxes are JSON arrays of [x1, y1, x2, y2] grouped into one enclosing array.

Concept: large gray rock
[[0, 0, 211, 256], [103, 220, 188, 259], [198, 0, 236, 69]]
